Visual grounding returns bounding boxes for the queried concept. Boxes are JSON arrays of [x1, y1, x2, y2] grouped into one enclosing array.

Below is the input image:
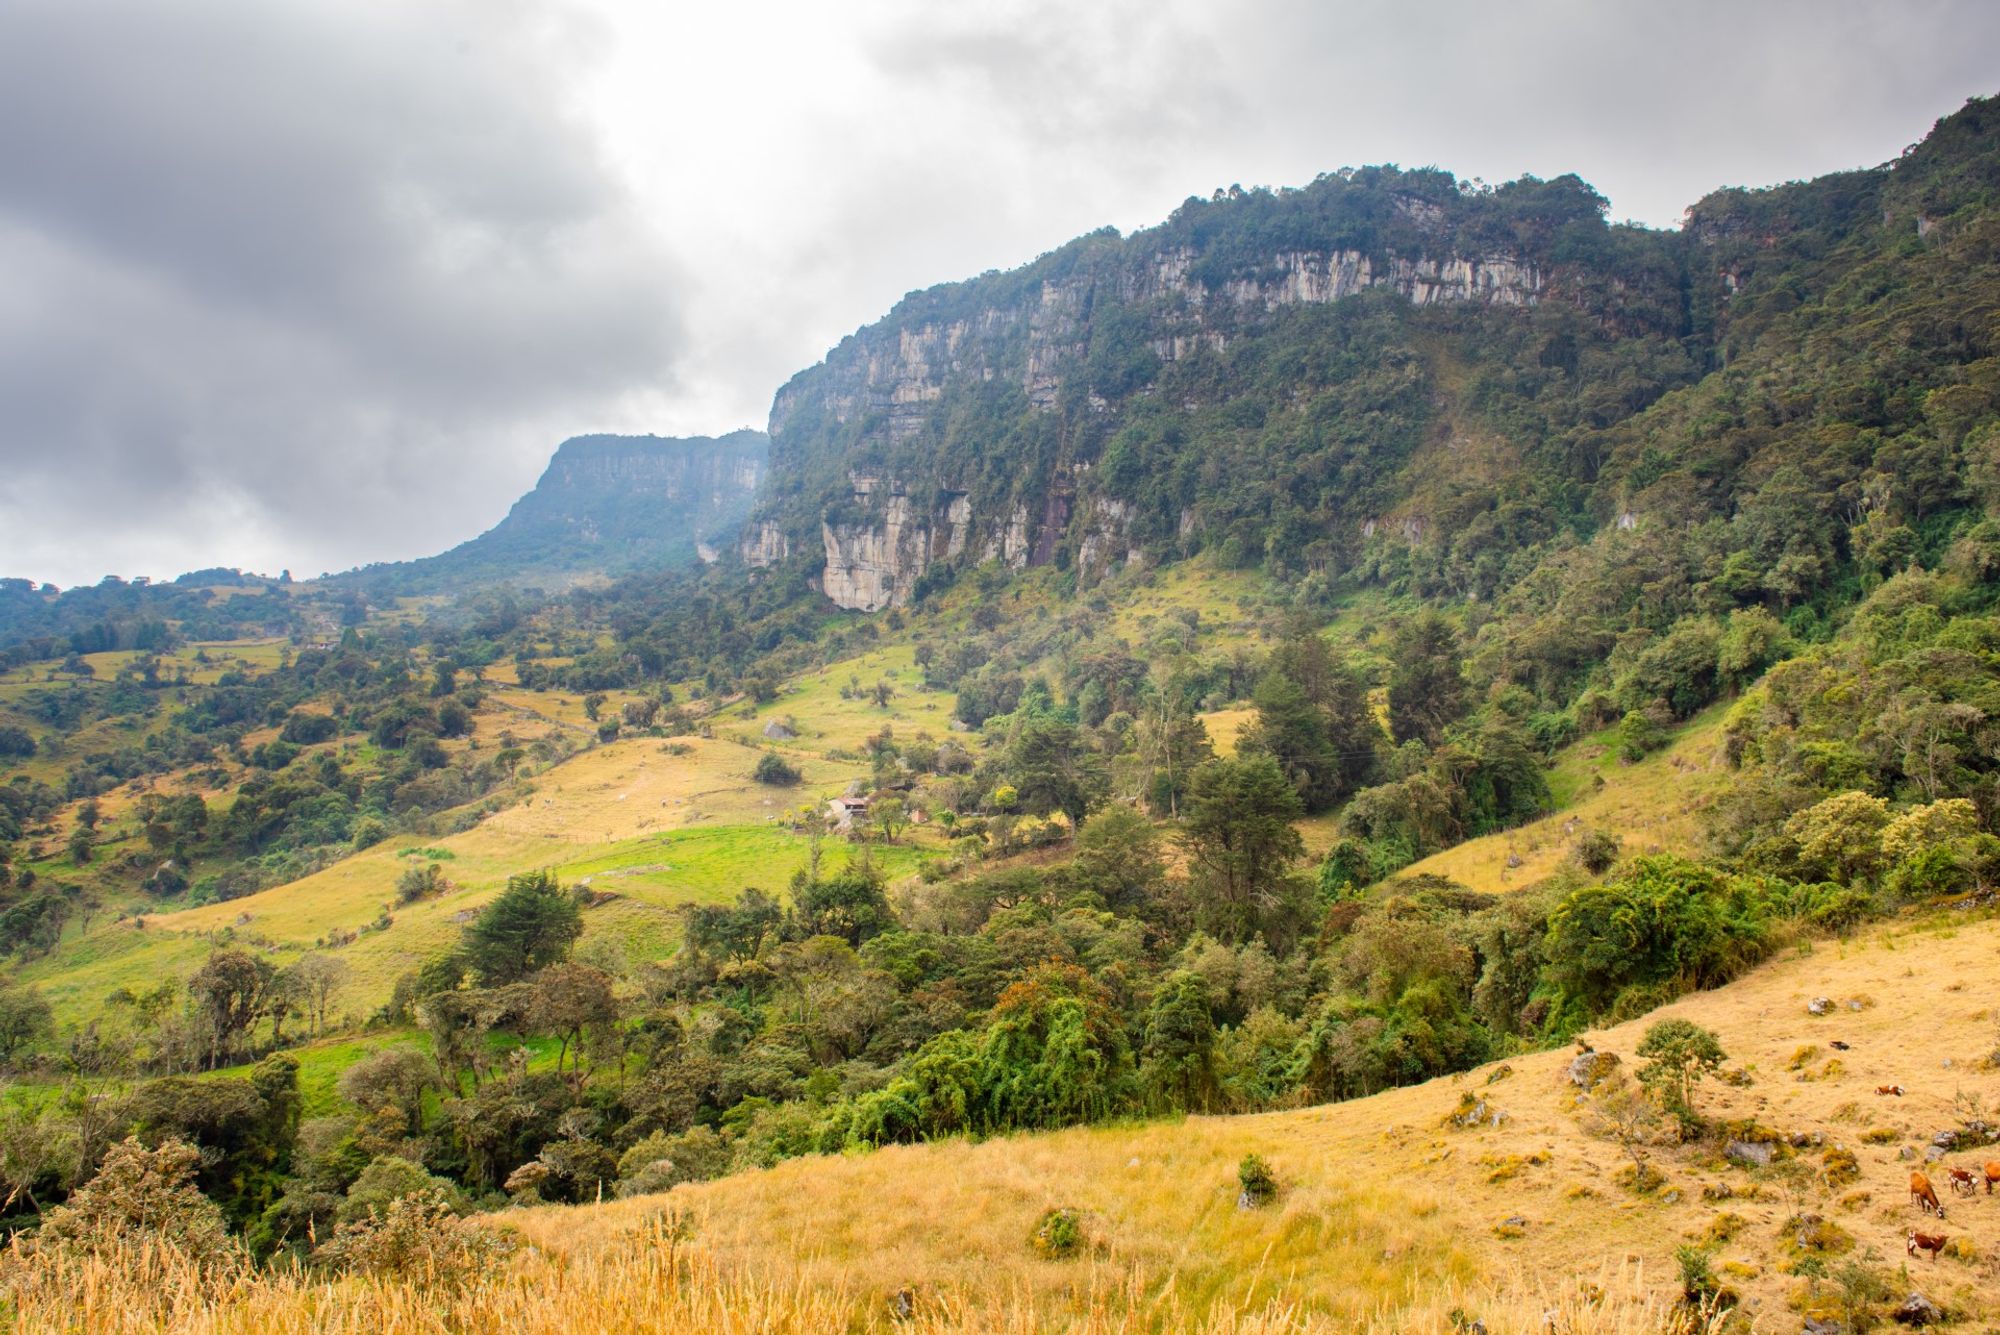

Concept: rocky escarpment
[[749, 167, 1621, 611], [769, 246, 1540, 451], [353, 430, 769, 591], [817, 477, 972, 611], [768, 245, 1540, 609]]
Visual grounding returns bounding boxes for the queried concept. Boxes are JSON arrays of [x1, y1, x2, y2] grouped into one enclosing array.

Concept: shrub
[[1674, 1244, 1717, 1302], [1237, 1153, 1277, 1207], [312, 1189, 514, 1288], [1030, 1206, 1085, 1259], [279, 712, 338, 745], [615, 1126, 732, 1198], [395, 862, 445, 904], [1574, 829, 1621, 875], [339, 1155, 466, 1224], [753, 752, 802, 786], [1618, 704, 1671, 762], [1636, 1018, 1727, 1129], [33, 1136, 240, 1271]]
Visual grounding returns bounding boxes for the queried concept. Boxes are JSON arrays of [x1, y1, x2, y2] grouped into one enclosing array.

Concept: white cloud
[[1, 0, 1992, 584]]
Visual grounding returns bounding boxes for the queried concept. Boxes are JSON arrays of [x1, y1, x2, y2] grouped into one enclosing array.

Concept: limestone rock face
[[770, 247, 1540, 452], [817, 478, 977, 610], [759, 193, 1550, 611], [740, 520, 790, 568]]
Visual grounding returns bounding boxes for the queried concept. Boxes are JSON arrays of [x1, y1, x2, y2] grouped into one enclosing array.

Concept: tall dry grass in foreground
[[0, 1218, 1721, 1335]]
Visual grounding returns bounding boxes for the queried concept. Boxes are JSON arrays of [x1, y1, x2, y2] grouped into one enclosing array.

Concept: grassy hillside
[[17, 909, 1993, 1332], [514, 908, 2000, 1327], [1389, 707, 1730, 893], [20, 730, 924, 1023]]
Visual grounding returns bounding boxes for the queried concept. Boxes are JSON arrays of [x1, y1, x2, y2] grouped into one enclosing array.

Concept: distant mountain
[[343, 429, 769, 593]]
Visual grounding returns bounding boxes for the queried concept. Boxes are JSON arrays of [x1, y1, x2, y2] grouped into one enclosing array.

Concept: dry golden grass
[[0, 1220, 1717, 1334], [493, 911, 2000, 1328], [1198, 708, 1256, 758], [23, 736, 879, 1021], [1395, 713, 1728, 894]]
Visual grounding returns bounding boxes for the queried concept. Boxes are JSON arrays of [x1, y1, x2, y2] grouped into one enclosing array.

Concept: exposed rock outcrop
[[759, 175, 1571, 611], [740, 520, 790, 569], [352, 429, 768, 590], [818, 478, 976, 610]]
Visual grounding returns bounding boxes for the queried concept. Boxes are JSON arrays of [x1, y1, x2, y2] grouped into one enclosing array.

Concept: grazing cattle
[[1907, 1229, 1949, 1262], [1947, 1167, 1979, 1197], [1985, 1161, 2000, 1194], [1910, 1170, 1947, 1218], [1876, 1084, 1905, 1096]]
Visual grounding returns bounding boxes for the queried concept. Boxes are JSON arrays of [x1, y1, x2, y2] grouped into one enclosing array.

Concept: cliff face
[[755, 171, 1585, 610], [502, 432, 767, 542], [354, 430, 769, 591], [770, 248, 1541, 449]]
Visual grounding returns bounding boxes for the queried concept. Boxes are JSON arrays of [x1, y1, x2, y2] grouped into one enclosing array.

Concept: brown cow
[[1907, 1228, 1949, 1262], [1877, 1084, 1905, 1096], [1986, 1161, 2000, 1195], [1910, 1170, 1947, 1218], [1947, 1167, 1979, 1197]]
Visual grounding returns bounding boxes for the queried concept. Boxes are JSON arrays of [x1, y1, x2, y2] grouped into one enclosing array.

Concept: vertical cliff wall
[[355, 430, 769, 590], [744, 167, 1676, 610]]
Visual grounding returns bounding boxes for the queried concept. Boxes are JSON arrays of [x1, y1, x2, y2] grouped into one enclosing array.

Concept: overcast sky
[[2, 0, 1994, 587]]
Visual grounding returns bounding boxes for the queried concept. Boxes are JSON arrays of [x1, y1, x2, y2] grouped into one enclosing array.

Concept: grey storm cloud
[[0, 0, 684, 584], [1, 0, 1996, 586]]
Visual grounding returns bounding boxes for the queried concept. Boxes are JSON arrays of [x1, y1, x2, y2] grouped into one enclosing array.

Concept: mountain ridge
[[334, 428, 768, 594]]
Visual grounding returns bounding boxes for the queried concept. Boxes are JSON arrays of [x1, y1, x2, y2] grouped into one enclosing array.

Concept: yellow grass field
[[716, 645, 962, 755], [17, 911, 1985, 1333], [19, 735, 890, 1023], [2, 1232, 1700, 1335], [1392, 711, 1729, 894], [501, 909, 2000, 1328]]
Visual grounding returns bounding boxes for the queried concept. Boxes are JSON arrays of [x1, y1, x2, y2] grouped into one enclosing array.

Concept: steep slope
[[739, 93, 2000, 659], [744, 166, 1691, 611], [510, 910, 2000, 1329], [345, 429, 769, 593]]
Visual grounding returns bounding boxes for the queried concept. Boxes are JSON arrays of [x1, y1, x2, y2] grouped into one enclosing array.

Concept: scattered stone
[[1503, 1215, 1526, 1228], [1932, 1130, 1958, 1150], [1727, 1140, 1777, 1168], [762, 721, 796, 740], [1803, 1319, 1842, 1335], [1846, 999, 1863, 1011], [1446, 1094, 1509, 1129], [1892, 1293, 1944, 1326], [1808, 997, 1832, 1016], [1567, 1049, 1620, 1090], [1829, 1040, 1851, 1050], [890, 1288, 916, 1321], [1899, 1146, 1916, 1161]]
